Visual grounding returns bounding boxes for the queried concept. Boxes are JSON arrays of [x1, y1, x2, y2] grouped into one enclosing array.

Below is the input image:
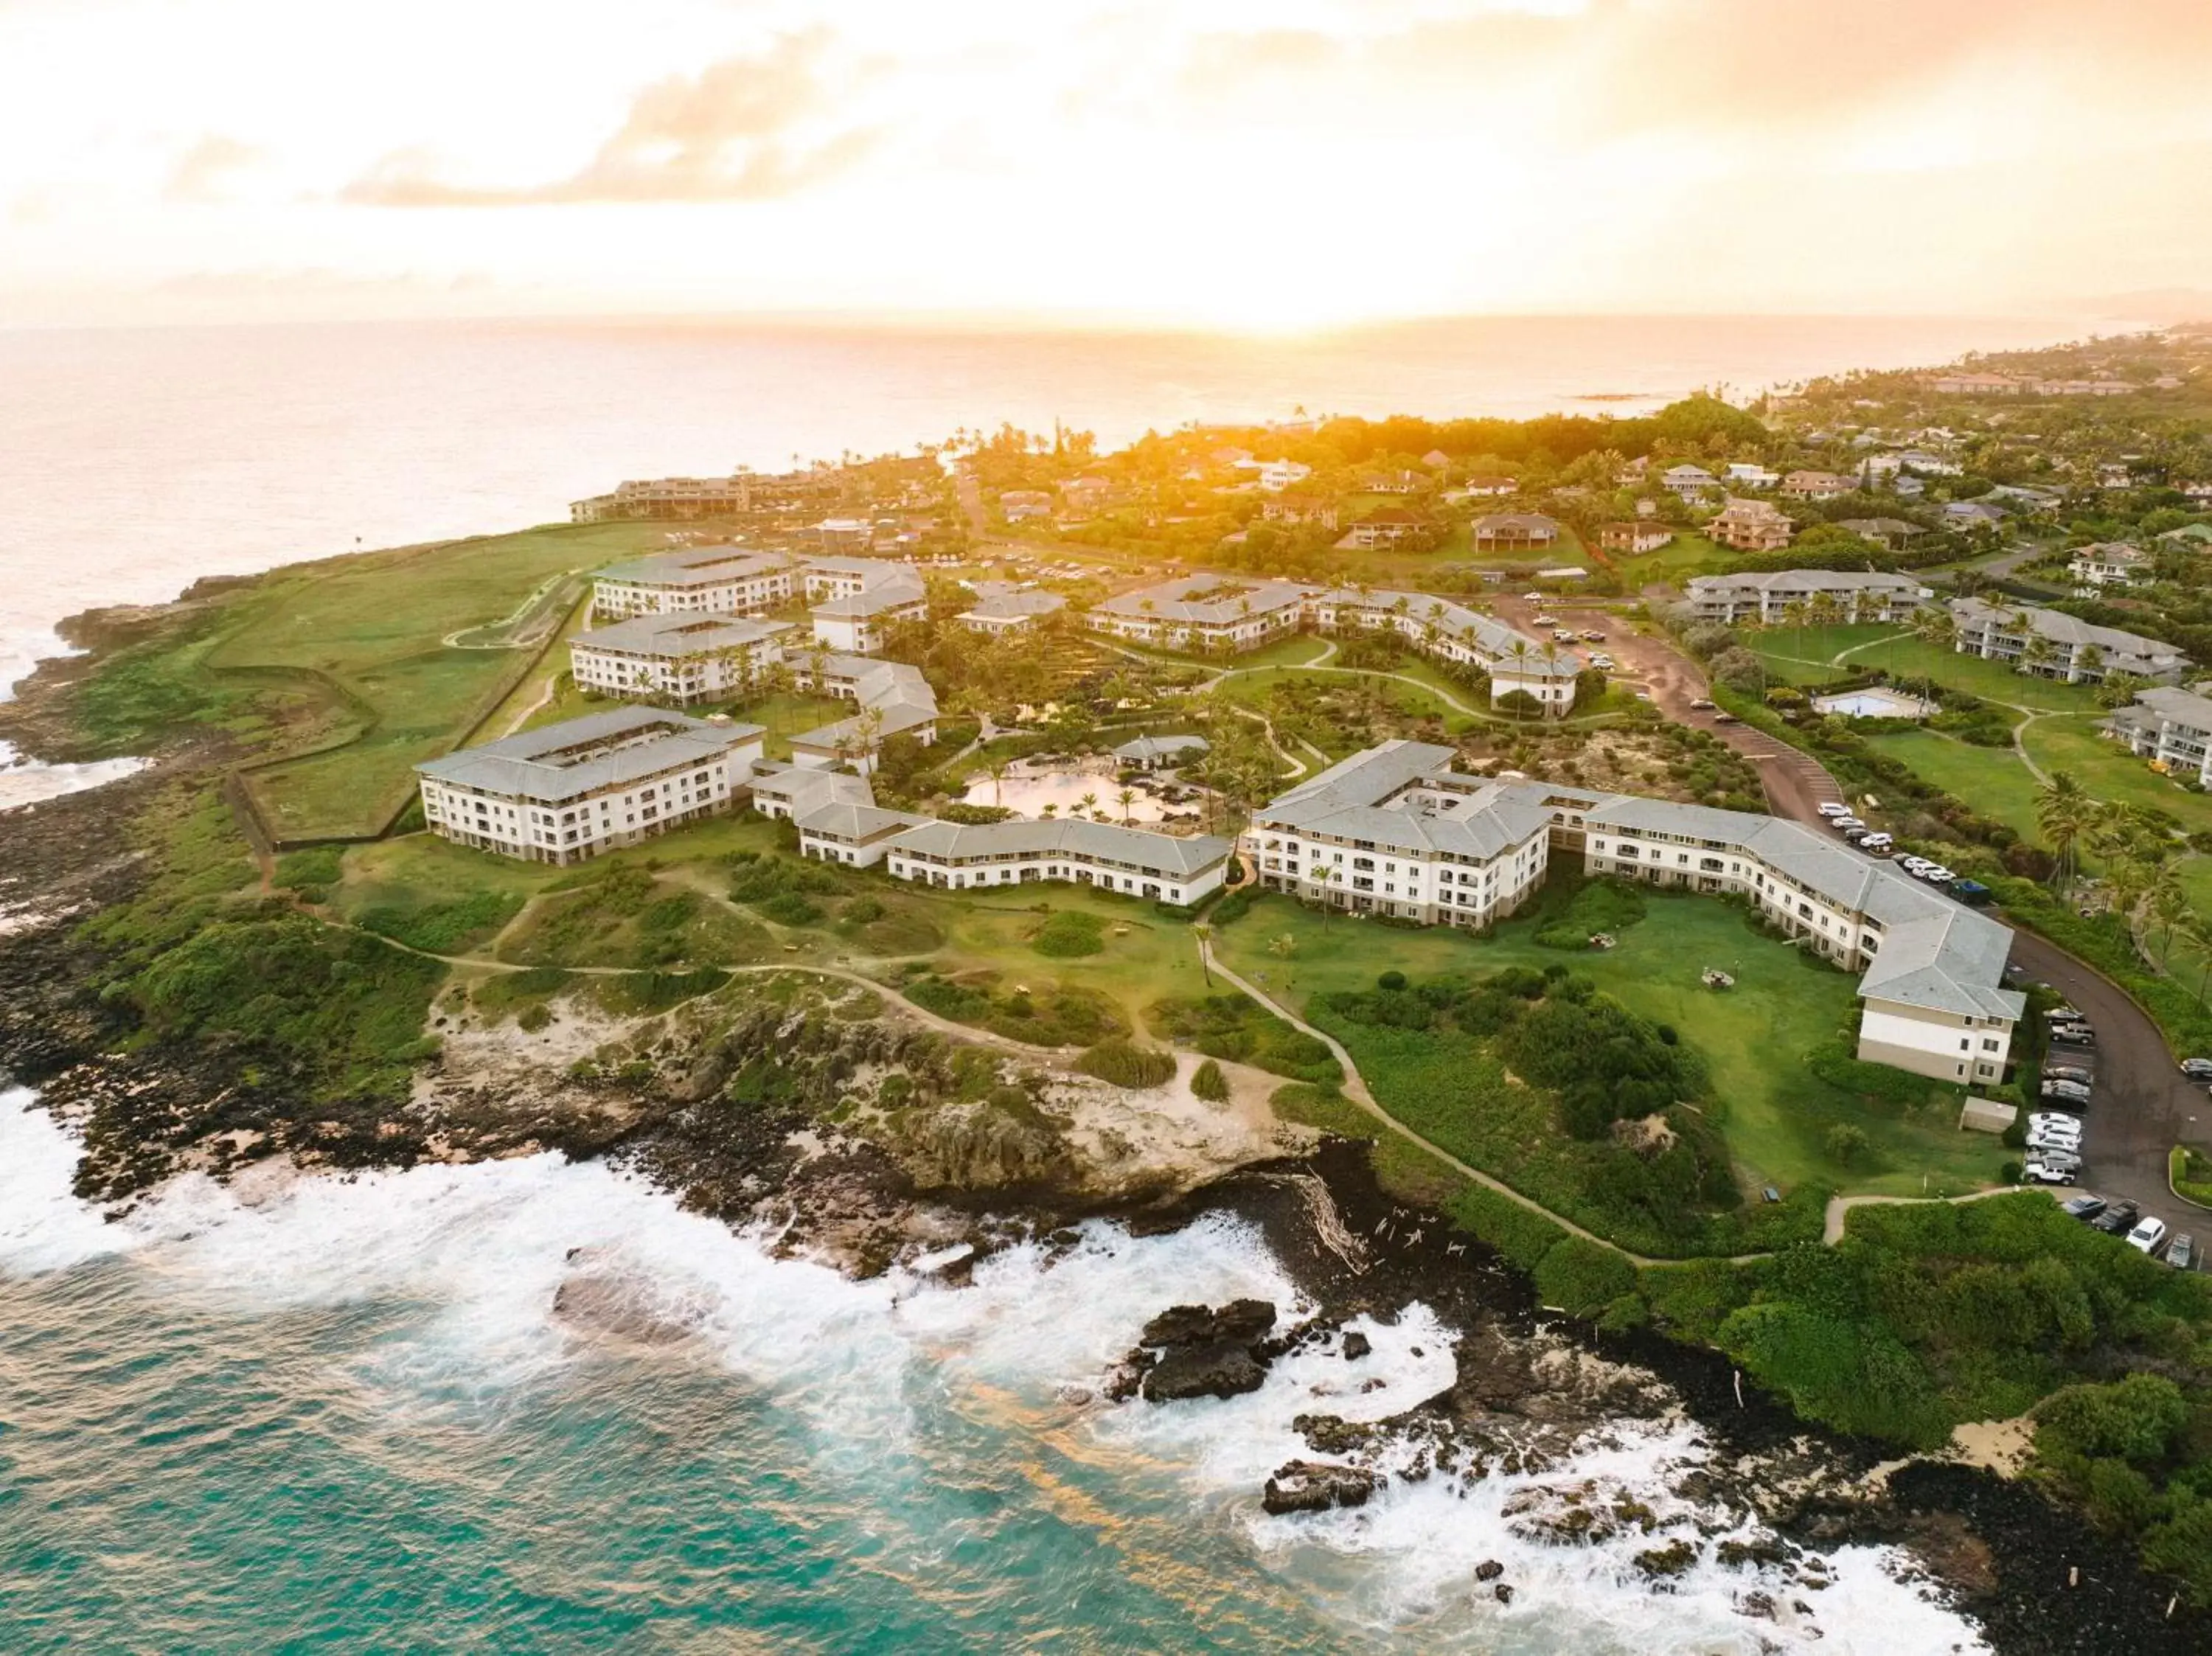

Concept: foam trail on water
[[0, 1089, 1986, 1652]]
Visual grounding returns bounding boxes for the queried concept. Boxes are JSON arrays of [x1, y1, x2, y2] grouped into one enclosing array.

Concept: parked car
[[2023, 1158, 2079, 1186], [1832, 815, 1865, 832], [1951, 879, 1993, 905], [2028, 1112, 2083, 1131], [1860, 832, 1893, 852], [2093, 1200, 2140, 1234], [1712, 712, 1738, 725], [2169, 1234, 2197, 1271], [1898, 855, 1933, 873], [1689, 697, 1716, 710], [2028, 1147, 2083, 1172], [2028, 1130, 2083, 1156], [2051, 1024, 2096, 1046], [1916, 865, 1956, 884], [2129, 1217, 2169, 1255], [2041, 1079, 2092, 1101], [1590, 654, 1615, 669], [2181, 1058, 2212, 1080], [1582, 630, 1607, 643], [2043, 1005, 2083, 1023], [1818, 802, 1851, 818], [1843, 827, 1871, 843], [2045, 1065, 2094, 1085], [1522, 593, 1545, 603], [1553, 629, 1579, 643], [2062, 1194, 2108, 1222]]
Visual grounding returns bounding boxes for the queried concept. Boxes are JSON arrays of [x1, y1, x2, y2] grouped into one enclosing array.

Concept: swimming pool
[[1812, 687, 1937, 719]]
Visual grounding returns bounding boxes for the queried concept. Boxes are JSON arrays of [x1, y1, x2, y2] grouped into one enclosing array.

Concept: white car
[[1817, 802, 1851, 818], [2028, 1129, 2083, 1155], [2030, 1147, 2083, 1173], [2028, 1112, 2083, 1130], [1590, 654, 1615, 669], [1898, 854, 1932, 871], [1860, 833, 1893, 852], [1918, 866, 1956, 883], [2129, 1217, 2170, 1254], [1830, 815, 1865, 832], [2023, 1161, 2078, 1186], [1522, 593, 1545, 604]]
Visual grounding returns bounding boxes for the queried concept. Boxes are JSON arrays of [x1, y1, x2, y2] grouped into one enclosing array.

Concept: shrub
[[1824, 1123, 1869, 1166], [1077, 1037, 1177, 1089], [356, 889, 524, 955], [1191, 1058, 1229, 1101], [1534, 1238, 1638, 1319], [1377, 970, 1408, 991], [756, 891, 824, 927], [1032, 910, 1106, 958]]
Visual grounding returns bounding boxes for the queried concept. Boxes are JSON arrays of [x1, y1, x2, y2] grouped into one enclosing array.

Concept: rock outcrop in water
[[1262, 1461, 1380, 1514]]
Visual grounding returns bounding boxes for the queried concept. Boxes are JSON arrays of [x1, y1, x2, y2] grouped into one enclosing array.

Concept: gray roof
[[1114, 734, 1210, 762], [1320, 591, 1578, 678], [789, 656, 938, 752], [1687, 569, 1928, 599], [2122, 685, 2212, 731], [1095, 575, 1310, 625], [889, 816, 1233, 877], [597, 546, 788, 588], [811, 568, 926, 618], [571, 613, 790, 659], [417, 706, 763, 802], [751, 763, 874, 812], [960, 586, 1066, 622], [795, 801, 933, 841], [1949, 598, 2188, 667]]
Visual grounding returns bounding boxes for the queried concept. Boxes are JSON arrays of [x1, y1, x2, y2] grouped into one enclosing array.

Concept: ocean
[[0, 314, 2079, 1650]]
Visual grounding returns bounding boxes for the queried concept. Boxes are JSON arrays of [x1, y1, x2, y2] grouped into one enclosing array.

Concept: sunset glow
[[5, 0, 2212, 327]]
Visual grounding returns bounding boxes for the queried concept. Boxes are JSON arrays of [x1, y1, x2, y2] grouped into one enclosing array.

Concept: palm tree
[[1116, 786, 1138, 825], [1193, 921, 1215, 987], [1079, 789, 1099, 819], [1910, 607, 1954, 712], [1313, 863, 1340, 926], [988, 760, 1011, 806], [1507, 639, 1533, 721], [2148, 863, 2190, 964], [2036, 770, 2095, 894], [1267, 933, 1298, 960]]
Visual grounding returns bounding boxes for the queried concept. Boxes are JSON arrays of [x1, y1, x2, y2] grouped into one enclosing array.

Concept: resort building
[[1245, 741, 2024, 1083], [1087, 576, 1311, 653], [956, 584, 1066, 635], [814, 519, 875, 554], [796, 801, 936, 868], [748, 762, 874, 822], [1599, 522, 1674, 555], [1471, 512, 1560, 553], [2101, 686, 2212, 784], [884, 818, 1234, 906], [786, 655, 939, 773], [1306, 587, 1582, 715], [809, 566, 928, 655], [1704, 497, 1794, 552], [570, 475, 752, 523], [1686, 570, 1931, 627], [1113, 734, 1209, 770], [414, 707, 764, 866], [568, 613, 790, 706], [591, 546, 795, 620], [1948, 599, 2188, 684], [2067, 543, 2152, 588]]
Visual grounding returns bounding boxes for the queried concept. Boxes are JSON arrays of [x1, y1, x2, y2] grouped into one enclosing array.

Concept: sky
[[5, 0, 2212, 331]]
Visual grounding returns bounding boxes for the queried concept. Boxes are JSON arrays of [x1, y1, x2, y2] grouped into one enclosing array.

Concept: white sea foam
[[0, 1088, 1986, 1652], [0, 737, 148, 810]]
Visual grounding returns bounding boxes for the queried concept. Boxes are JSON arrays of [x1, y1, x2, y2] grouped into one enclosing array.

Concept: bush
[[1534, 1237, 1638, 1319], [1377, 970, 1408, 991], [1077, 1037, 1177, 1089], [1191, 1058, 1229, 1101], [356, 889, 524, 955], [1211, 886, 1256, 926], [1032, 910, 1106, 958], [1145, 992, 1341, 1085]]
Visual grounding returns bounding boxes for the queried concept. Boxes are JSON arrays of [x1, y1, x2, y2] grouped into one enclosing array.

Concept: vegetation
[[1030, 909, 1106, 958], [1144, 991, 1342, 1085], [1074, 1037, 1178, 1089], [1189, 1058, 1230, 1102], [902, 970, 1125, 1047]]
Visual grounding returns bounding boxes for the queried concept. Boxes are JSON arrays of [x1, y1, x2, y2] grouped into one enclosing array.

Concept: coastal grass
[[1214, 891, 2010, 1216], [496, 864, 778, 971], [1857, 728, 2044, 838], [2022, 714, 2212, 832]]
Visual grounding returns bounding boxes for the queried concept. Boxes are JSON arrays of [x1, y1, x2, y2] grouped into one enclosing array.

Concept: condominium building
[[1306, 587, 1582, 714], [568, 613, 791, 706], [1704, 497, 1795, 552], [2101, 686, 2212, 784], [956, 583, 1066, 635], [1686, 570, 1931, 626], [809, 566, 928, 655], [794, 801, 936, 868], [414, 707, 764, 866], [591, 546, 794, 619], [1949, 598, 2188, 684], [785, 655, 939, 773], [570, 476, 752, 523], [1244, 741, 2024, 1083], [1087, 576, 1311, 653], [883, 818, 1234, 906]]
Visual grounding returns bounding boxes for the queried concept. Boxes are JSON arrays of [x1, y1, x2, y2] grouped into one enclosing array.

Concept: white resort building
[[569, 613, 791, 706], [1948, 599, 2188, 684], [591, 546, 796, 619], [1087, 577, 1312, 655], [1686, 570, 1932, 627], [414, 706, 764, 866], [570, 475, 753, 523], [1245, 742, 2023, 1083], [2101, 685, 2212, 784], [879, 818, 1234, 906], [956, 584, 1066, 634], [2067, 543, 2152, 589]]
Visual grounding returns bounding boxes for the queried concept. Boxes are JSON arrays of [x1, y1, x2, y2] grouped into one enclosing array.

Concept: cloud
[[165, 134, 265, 201], [342, 30, 877, 206]]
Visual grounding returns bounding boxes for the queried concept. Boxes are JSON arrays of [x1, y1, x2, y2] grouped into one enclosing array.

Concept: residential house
[[1254, 460, 1312, 493], [1261, 493, 1340, 529], [1599, 521, 1674, 555], [1458, 476, 1520, 498], [2067, 543, 2152, 589], [1941, 501, 2008, 532], [814, 518, 875, 554], [1704, 497, 1794, 552], [1001, 490, 1054, 522], [1663, 465, 1718, 500], [1781, 470, 1854, 501], [1949, 598, 2189, 684], [1472, 512, 1560, 553], [414, 706, 765, 866], [1347, 505, 1431, 549], [1725, 463, 1781, 490], [1835, 518, 1923, 551]]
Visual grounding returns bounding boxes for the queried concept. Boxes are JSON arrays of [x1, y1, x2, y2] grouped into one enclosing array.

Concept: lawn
[[217, 521, 668, 841], [2021, 715, 2212, 832], [1613, 531, 1736, 584], [1859, 728, 2044, 838], [1214, 888, 2011, 1206], [1744, 625, 2104, 714]]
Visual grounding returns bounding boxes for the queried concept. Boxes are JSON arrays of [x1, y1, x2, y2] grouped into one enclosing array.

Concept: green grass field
[[1214, 889, 2008, 1203], [1745, 625, 2103, 714], [1613, 531, 1736, 584], [1858, 728, 2044, 837], [212, 521, 667, 840], [2022, 715, 2212, 829]]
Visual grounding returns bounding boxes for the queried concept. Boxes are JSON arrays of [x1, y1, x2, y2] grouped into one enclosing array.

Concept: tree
[[1824, 1122, 1870, 1166], [1079, 789, 1099, 820], [1192, 921, 1214, 987], [2036, 770, 2095, 894], [1267, 933, 1298, 960], [1116, 786, 1138, 825]]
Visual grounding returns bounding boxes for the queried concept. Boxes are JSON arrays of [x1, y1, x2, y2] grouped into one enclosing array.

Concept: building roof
[[596, 546, 788, 588], [1094, 575, 1310, 625], [1687, 569, 1927, 598], [812, 568, 926, 619], [1472, 512, 1561, 537], [1948, 598, 2187, 667], [889, 816, 1234, 877], [1319, 590, 1579, 678], [795, 801, 933, 841], [417, 706, 763, 802], [959, 585, 1067, 622], [750, 762, 874, 813], [1113, 734, 1210, 763], [572, 613, 790, 658], [2122, 685, 2212, 731]]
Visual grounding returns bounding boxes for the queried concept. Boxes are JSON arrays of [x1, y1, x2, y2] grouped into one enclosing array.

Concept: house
[[886, 818, 1234, 907], [1000, 490, 1054, 522], [1059, 476, 1116, 515], [1941, 501, 2008, 531], [569, 613, 791, 706], [1835, 518, 1923, 551], [1858, 453, 1902, 481], [1686, 570, 1930, 626], [1347, 505, 1431, 549], [1458, 476, 1520, 498], [810, 566, 928, 655], [1087, 575, 1311, 653], [1725, 463, 1781, 490], [571, 474, 753, 523], [1472, 512, 1560, 553], [2067, 543, 2152, 589], [1663, 465, 1718, 500], [1262, 493, 1339, 529], [1242, 741, 2023, 1085], [2102, 686, 2212, 786], [1254, 459, 1312, 493], [1113, 734, 1210, 770], [1896, 450, 1963, 477], [785, 656, 939, 773], [1893, 476, 1927, 499], [1421, 449, 1452, 470], [1704, 497, 1794, 552], [956, 583, 1066, 635], [591, 546, 794, 621], [1599, 522, 1674, 555], [814, 518, 876, 554], [1360, 470, 1426, 495], [2160, 523, 2212, 549], [1949, 599, 2188, 684], [1781, 470, 1854, 501], [414, 706, 765, 866]]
